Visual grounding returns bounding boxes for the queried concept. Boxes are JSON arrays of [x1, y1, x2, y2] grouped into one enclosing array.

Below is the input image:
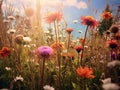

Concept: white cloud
[[40, 0, 88, 9], [76, 1, 88, 9]]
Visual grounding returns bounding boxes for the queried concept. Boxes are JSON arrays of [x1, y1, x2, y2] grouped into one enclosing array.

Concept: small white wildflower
[[47, 36, 51, 39], [101, 78, 111, 84], [7, 29, 16, 34], [59, 34, 62, 38], [107, 60, 120, 68], [102, 83, 120, 90], [14, 75, 24, 82], [31, 44, 36, 47], [72, 40, 76, 43], [78, 30, 82, 33], [62, 49, 67, 53], [99, 60, 104, 64], [0, 88, 9, 90], [23, 37, 31, 42], [3, 20, 10, 23], [84, 45, 88, 48], [43, 85, 54, 90], [44, 31, 50, 34], [7, 16, 15, 20], [73, 20, 78, 24], [5, 67, 11, 71], [24, 45, 30, 48]]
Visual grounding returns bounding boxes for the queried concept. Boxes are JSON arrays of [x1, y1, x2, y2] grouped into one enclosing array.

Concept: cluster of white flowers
[[102, 78, 120, 90], [14, 75, 24, 82], [43, 85, 55, 90], [107, 60, 120, 68]]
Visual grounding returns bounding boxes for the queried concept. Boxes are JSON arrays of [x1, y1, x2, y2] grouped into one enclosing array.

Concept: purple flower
[[38, 46, 53, 58]]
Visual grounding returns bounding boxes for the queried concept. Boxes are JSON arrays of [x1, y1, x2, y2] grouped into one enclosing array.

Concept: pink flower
[[66, 28, 74, 34], [45, 11, 62, 24], [74, 45, 83, 53]]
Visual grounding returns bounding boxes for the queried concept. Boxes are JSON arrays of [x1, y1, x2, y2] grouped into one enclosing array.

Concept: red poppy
[[106, 40, 118, 49], [76, 66, 95, 78], [81, 16, 98, 27], [66, 28, 74, 34], [74, 45, 83, 53], [101, 11, 112, 20], [45, 11, 62, 24], [0, 47, 12, 57]]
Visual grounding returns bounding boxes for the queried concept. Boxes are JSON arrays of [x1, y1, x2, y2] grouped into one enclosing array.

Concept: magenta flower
[[37, 46, 53, 58]]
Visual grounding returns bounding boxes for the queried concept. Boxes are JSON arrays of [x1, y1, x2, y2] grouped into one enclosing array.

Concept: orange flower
[[51, 42, 63, 50], [81, 16, 98, 27], [66, 28, 74, 34], [76, 67, 95, 78], [61, 52, 75, 60], [79, 38, 85, 44], [68, 53, 75, 59], [101, 11, 112, 20], [45, 11, 62, 24], [0, 47, 13, 57]]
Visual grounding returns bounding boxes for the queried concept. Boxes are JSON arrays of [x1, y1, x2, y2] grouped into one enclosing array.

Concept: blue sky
[[62, 0, 120, 38], [2, 0, 120, 38]]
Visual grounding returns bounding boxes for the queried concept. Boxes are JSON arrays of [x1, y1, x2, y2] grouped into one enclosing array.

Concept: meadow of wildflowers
[[0, 0, 120, 90]]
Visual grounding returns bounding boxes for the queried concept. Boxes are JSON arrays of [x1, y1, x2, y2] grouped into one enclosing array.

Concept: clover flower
[[37, 46, 53, 58]]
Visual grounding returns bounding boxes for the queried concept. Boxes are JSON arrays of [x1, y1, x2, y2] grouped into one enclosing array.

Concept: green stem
[[81, 25, 89, 66], [40, 58, 45, 90], [67, 34, 70, 53], [54, 21, 61, 88]]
